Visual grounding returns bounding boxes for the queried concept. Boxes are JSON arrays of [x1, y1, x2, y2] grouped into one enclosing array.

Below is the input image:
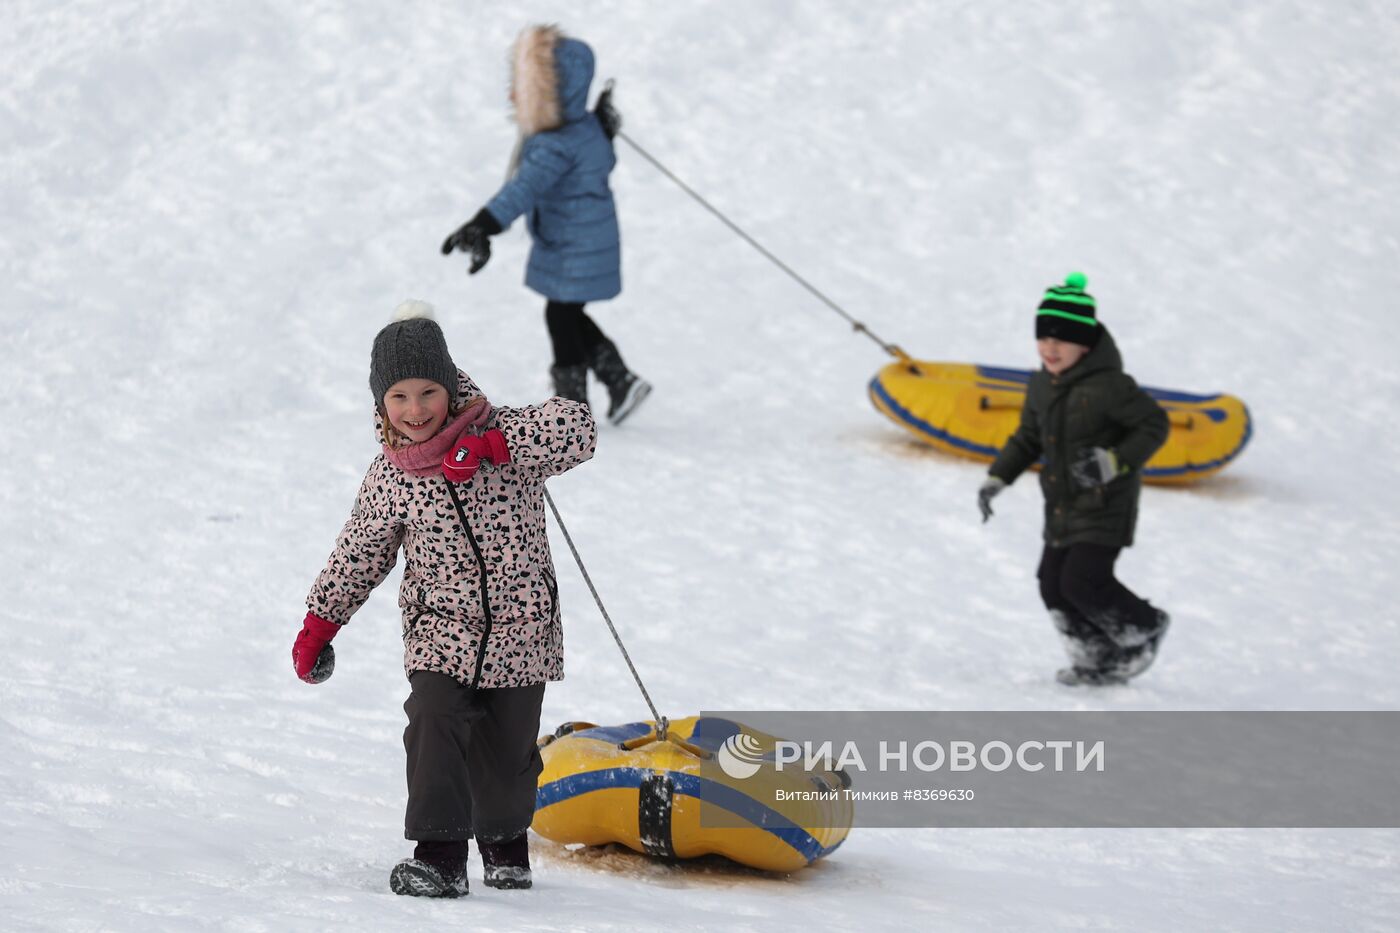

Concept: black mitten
[[594, 84, 622, 141], [441, 208, 503, 274]]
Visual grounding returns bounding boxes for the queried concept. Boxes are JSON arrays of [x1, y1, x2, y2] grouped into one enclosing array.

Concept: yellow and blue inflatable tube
[[533, 716, 852, 873], [869, 361, 1251, 485]]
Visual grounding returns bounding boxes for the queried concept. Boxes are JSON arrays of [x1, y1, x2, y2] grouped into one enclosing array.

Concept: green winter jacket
[[989, 328, 1169, 549]]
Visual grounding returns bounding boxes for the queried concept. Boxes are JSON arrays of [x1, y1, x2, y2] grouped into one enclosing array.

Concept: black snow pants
[[545, 300, 608, 367], [402, 671, 545, 844], [1037, 543, 1164, 670]]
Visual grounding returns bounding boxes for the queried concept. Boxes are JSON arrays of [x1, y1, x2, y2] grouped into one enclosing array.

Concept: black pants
[[545, 300, 608, 367], [1037, 543, 1160, 648], [402, 671, 545, 844]]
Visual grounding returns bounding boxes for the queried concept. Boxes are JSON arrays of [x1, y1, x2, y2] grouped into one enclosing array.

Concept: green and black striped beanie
[[1036, 272, 1099, 347]]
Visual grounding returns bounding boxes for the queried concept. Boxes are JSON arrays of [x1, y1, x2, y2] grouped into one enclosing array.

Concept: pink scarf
[[383, 397, 492, 477]]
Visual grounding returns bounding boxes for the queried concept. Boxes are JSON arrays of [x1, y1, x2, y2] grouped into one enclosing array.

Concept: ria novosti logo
[[716, 732, 767, 779], [719, 734, 1105, 778]]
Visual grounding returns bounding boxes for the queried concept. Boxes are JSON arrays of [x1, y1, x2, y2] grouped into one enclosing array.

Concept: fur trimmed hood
[[509, 24, 595, 136]]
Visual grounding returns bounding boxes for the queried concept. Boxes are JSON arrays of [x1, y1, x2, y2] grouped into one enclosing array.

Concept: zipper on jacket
[[1046, 388, 1071, 539], [445, 480, 494, 691], [1046, 389, 1068, 484], [543, 570, 558, 622]]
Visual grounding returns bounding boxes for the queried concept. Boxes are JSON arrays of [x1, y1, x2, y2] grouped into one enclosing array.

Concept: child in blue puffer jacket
[[443, 24, 651, 425]]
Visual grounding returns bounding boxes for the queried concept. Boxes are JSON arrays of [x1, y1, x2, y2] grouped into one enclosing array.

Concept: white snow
[[4, 1, 1400, 929]]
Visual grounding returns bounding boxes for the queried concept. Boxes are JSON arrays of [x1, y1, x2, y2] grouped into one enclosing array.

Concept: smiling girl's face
[[382, 378, 450, 443]]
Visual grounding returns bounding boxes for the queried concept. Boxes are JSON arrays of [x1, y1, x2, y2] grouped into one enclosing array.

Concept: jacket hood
[[509, 25, 594, 135], [553, 38, 594, 121]]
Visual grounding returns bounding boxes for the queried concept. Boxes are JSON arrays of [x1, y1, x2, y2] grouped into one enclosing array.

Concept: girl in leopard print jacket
[[290, 301, 596, 896]]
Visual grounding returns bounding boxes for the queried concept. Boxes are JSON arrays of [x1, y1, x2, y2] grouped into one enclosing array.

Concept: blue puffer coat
[[485, 37, 621, 304]]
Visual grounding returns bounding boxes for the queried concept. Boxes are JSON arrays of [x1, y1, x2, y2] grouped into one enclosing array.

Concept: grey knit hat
[[369, 300, 458, 408]]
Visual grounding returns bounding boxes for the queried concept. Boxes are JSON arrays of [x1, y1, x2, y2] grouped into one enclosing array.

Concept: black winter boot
[[478, 834, 532, 890], [588, 339, 651, 425], [550, 363, 590, 407], [1049, 609, 1117, 670], [1089, 604, 1171, 650], [1052, 609, 1168, 686], [390, 840, 469, 897], [1108, 610, 1169, 680]]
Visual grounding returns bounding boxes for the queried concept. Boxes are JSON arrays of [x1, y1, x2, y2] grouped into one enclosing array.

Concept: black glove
[[441, 208, 502, 274], [1069, 447, 1124, 488], [978, 476, 1007, 523], [594, 83, 621, 141]]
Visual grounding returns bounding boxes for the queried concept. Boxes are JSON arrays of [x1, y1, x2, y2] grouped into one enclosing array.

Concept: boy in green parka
[[978, 273, 1171, 686]]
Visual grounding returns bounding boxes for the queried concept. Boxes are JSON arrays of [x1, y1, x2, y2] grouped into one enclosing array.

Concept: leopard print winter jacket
[[307, 373, 597, 688]]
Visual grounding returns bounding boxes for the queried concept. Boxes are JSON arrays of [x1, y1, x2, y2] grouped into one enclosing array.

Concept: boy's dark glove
[[594, 84, 621, 140], [1070, 447, 1126, 488], [292, 612, 340, 684], [442, 428, 511, 483], [441, 209, 503, 274], [978, 476, 1007, 523]]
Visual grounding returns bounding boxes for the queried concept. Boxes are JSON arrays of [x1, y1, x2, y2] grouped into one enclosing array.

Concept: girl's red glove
[[442, 429, 510, 483], [292, 612, 340, 684]]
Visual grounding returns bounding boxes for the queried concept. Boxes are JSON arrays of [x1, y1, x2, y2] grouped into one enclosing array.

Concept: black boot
[[478, 834, 532, 890], [1058, 640, 1159, 686], [1107, 610, 1169, 680], [390, 840, 469, 897], [588, 339, 651, 425], [1051, 609, 1167, 686], [1088, 603, 1171, 650], [550, 363, 590, 407], [1049, 609, 1117, 670]]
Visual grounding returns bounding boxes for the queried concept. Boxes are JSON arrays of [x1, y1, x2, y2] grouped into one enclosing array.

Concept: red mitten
[[478, 428, 510, 465], [292, 612, 340, 684], [442, 429, 511, 483]]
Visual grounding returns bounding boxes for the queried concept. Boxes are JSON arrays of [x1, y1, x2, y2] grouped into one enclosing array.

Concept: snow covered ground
[[4, 0, 1400, 929]]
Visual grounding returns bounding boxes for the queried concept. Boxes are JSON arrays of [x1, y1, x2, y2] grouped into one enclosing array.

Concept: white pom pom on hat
[[393, 299, 436, 322]]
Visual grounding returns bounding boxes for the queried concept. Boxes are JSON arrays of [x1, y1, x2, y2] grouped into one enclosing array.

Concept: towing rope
[[611, 103, 911, 366]]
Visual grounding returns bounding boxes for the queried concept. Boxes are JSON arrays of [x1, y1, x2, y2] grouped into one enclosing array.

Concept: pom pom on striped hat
[[1036, 272, 1099, 347]]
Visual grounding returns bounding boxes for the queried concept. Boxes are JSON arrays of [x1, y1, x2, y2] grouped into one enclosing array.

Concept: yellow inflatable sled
[[533, 717, 853, 873], [869, 361, 1251, 485]]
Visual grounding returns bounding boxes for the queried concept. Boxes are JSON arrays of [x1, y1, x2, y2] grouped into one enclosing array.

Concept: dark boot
[[1051, 609, 1164, 686], [478, 834, 532, 890], [390, 840, 469, 897], [1058, 641, 1159, 686], [1051, 608, 1125, 686], [1086, 604, 1170, 650], [1049, 609, 1118, 671], [550, 363, 590, 407], [1107, 610, 1169, 680], [588, 339, 651, 425]]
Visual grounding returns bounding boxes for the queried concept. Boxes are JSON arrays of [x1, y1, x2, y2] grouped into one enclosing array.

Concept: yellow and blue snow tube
[[869, 361, 1251, 485], [533, 717, 852, 873]]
